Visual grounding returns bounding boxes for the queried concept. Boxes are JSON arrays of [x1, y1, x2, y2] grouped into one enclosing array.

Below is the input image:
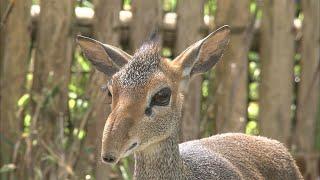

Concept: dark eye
[[151, 87, 171, 106]]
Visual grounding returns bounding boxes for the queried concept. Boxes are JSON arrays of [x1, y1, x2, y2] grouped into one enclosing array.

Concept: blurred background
[[0, 0, 319, 179]]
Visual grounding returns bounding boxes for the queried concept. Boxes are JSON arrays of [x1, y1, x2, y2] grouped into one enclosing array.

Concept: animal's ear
[[76, 35, 131, 76], [173, 25, 230, 77]]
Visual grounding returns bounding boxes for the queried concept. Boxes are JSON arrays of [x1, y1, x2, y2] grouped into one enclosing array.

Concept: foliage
[[32, 0, 39, 5], [123, 0, 132, 10], [204, 0, 216, 16], [163, 0, 177, 12], [76, 0, 94, 8], [245, 51, 260, 134]]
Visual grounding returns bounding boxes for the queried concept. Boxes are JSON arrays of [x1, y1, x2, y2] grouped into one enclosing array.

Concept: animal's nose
[[102, 154, 117, 163]]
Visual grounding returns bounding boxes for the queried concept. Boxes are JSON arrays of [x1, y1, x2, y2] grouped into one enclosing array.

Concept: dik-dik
[[77, 26, 303, 180]]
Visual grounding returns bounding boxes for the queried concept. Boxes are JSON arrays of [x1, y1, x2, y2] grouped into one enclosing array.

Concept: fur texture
[[133, 129, 303, 180], [116, 41, 161, 87], [181, 134, 303, 180], [77, 26, 303, 180]]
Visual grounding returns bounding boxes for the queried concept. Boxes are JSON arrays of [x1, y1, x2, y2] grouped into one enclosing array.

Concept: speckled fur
[[181, 134, 303, 180], [77, 26, 303, 180], [116, 41, 161, 87], [133, 131, 303, 180], [179, 140, 243, 180]]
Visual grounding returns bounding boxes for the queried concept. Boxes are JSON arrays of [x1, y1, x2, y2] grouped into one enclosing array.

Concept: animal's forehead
[[113, 43, 161, 87], [113, 70, 168, 100]]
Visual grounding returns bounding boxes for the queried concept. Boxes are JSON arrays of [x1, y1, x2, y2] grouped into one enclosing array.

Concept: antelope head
[[76, 25, 230, 164]]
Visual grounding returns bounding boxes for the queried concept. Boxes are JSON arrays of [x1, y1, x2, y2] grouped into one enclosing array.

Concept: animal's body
[[133, 133, 302, 180], [180, 134, 302, 179], [77, 25, 303, 180]]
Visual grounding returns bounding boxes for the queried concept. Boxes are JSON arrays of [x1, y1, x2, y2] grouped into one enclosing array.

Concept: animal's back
[[179, 133, 303, 180]]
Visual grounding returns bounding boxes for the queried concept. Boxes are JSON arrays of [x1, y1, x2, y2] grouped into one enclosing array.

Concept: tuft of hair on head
[[134, 27, 161, 58], [147, 27, 161, 44]]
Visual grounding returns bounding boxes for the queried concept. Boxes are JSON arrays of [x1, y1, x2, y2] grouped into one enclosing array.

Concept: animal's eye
[[151, 87, 171, 106]]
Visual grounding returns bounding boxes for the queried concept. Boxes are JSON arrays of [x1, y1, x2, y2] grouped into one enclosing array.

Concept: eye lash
[[153, 87, 171, 97]]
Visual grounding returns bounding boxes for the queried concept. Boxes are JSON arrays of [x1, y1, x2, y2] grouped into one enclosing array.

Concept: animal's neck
[[133, 134, 186, 180]]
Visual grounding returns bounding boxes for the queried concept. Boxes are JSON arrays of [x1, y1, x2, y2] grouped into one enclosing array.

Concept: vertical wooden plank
[[0, 0, 7, 63], [31, 0, 74, 178], [214, 0, 250, 133], [295, 0, 320, 179], [175, 0, 205, 141], [0, 0, 31, 175], [259, 0, 295, 144], [85, 1, 122, 179], [32, 0, 74, 130], [130, 0, 162, 50]]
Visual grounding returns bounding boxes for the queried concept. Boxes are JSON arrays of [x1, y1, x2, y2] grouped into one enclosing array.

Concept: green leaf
[[120, 158, 133, 180], [294, 65, 301, 77], [249, 82, 259, 100], [204, 0, 217, 16], [69, 99, 76, 109], [250, 1, 257, 14], [246, 121, 259, 135], [163, 0, 177, 12], [248, 51, 259, 62], [24, 114, 32, 127], [18, 94, 30, 107], [248, 102, 259, 119], [32, 0, 39, 5], [78, 129, 86, 140], [69, 92, 78, 99], [161, 47, 172, 58], [78, 55, 91, 71], [123, 0, 132, 10], [202, 80, 209, 98]]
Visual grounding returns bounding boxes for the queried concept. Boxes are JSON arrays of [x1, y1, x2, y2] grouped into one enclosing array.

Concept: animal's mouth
[[128, 142, 138, 151], [123, 142, 139, 157]]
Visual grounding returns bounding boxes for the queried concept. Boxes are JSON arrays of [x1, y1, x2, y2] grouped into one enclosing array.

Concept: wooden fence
[[0, 0, 319, 179]]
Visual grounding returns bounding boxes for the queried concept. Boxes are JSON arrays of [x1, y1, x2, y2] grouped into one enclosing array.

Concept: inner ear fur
[[173, 25, 231, 77], [76, 35, 131, 76]]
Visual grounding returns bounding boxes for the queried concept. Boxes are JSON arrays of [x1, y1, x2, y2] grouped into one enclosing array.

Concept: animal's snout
[[101, 116, 137, 163], [102, 154, 117, 164]]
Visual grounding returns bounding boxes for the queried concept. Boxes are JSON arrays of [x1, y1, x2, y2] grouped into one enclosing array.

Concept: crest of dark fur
[[117, 33, 161, 87]]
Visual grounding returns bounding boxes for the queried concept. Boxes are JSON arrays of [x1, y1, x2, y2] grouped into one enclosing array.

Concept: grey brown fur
[[182, 134, 302, 179], [77, 26, 303, 180], [116, 41, 161, 87], [134, 130, 303, 180]]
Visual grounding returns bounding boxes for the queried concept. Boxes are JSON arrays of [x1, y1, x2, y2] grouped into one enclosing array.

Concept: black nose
[[102, 154, 116, 163]]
